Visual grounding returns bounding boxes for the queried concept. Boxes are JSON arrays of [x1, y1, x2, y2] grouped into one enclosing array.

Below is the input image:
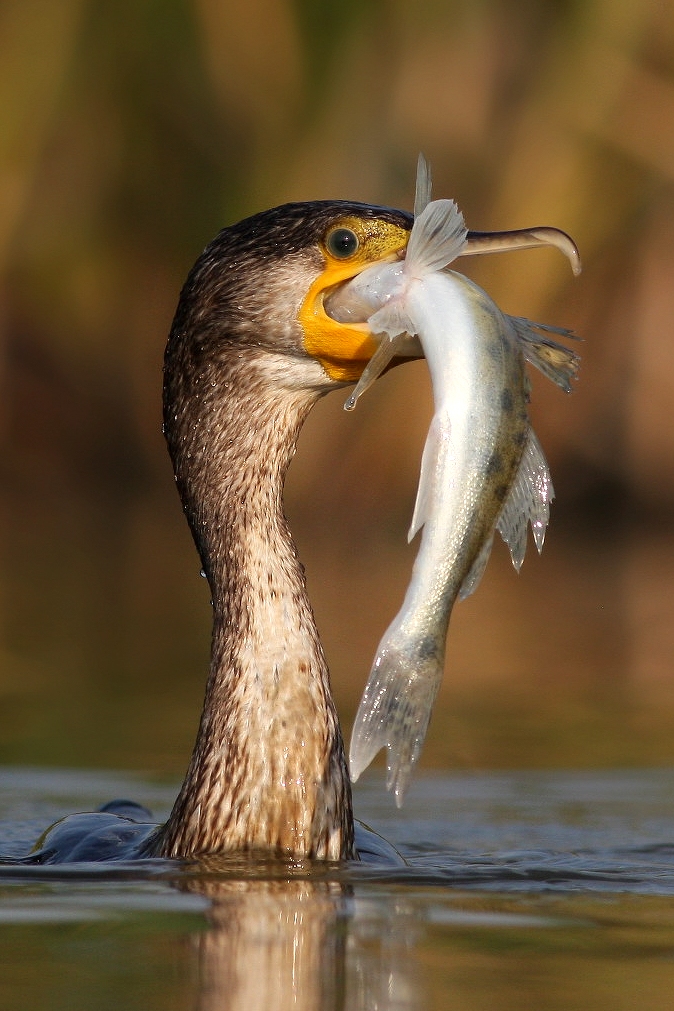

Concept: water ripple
[[2, 766, 674, 896]]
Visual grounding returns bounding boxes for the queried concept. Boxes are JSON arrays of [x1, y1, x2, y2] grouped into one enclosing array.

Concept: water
[[3, 767, 674, 1009], [2, 453, 672, 1007]]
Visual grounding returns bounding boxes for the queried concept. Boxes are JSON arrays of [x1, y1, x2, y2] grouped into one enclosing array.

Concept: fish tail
[[349, 644, 444, 807]]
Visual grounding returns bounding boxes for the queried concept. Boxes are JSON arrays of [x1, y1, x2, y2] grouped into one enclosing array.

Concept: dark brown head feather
[[166, 201, 413, 356]]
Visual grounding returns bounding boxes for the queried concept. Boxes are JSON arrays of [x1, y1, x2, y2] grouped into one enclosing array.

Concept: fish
[[326, 157, 580, 805]]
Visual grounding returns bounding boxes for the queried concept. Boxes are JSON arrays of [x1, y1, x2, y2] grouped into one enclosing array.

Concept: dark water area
[[3, 768, 674, 1009], [0, 522, 671, 1009]]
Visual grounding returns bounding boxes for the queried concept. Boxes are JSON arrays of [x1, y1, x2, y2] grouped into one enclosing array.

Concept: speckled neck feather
[[152, 351, 352, 859], [142, 202, 419, 860]]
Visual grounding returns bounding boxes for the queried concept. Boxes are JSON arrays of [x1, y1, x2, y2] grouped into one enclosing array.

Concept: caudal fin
[[349, 646, 443, 806]]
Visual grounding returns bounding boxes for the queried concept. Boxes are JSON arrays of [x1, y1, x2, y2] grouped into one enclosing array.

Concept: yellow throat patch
[[298, 215, 410, 383]]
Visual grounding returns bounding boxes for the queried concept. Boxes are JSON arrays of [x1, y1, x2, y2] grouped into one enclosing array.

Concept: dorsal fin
[[414, 153, 433, 217]]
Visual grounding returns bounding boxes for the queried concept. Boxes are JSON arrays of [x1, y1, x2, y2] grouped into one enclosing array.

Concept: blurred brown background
[[0, 0, 672, 779]]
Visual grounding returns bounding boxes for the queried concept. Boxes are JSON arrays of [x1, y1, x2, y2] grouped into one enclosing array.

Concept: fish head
[[298, 206, 421, 384]]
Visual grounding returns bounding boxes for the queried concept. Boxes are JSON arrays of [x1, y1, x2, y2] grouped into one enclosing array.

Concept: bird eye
[[326, 227, 360, 259]]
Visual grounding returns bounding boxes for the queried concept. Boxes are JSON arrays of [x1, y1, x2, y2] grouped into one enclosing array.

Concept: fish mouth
[[322, 261, 424, 369], [322, 252, 403, 324]]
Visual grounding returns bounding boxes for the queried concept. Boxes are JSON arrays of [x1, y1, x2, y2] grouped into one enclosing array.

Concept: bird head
[[165, 200, 415, 393]]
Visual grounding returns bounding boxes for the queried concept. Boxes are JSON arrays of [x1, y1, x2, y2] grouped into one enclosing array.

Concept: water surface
[[2, 766, 674, 1009]]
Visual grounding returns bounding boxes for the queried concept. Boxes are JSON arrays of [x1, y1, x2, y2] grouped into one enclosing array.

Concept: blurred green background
[[0, 0, 673, 779]]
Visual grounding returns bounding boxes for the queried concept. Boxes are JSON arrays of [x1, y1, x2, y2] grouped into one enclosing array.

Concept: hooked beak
[[460, 227, 582, 275], [414, 152, 581, 275]]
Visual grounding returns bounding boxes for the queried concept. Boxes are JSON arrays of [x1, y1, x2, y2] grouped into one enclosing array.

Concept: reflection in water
[[183, 869, 422, 1011], [191, 877, 346, 1011], [7, 770, 674, 1008]]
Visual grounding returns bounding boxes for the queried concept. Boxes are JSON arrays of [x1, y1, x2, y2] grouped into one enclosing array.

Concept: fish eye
[[326, 227, 360, 259]]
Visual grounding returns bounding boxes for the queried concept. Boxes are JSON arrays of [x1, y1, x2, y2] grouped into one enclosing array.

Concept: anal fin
[[496, 429, 554, 569]]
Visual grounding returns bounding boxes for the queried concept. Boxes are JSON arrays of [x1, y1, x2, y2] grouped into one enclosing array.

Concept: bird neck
[[156, 352, 354, 859]]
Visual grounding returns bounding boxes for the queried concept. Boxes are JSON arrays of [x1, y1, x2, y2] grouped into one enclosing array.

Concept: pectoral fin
[[408, 411, 451, 541], [344, 335, 401, 411]]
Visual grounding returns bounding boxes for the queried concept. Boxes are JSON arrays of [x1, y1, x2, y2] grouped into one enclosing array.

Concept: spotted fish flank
[[327, 157, 580, 804]]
